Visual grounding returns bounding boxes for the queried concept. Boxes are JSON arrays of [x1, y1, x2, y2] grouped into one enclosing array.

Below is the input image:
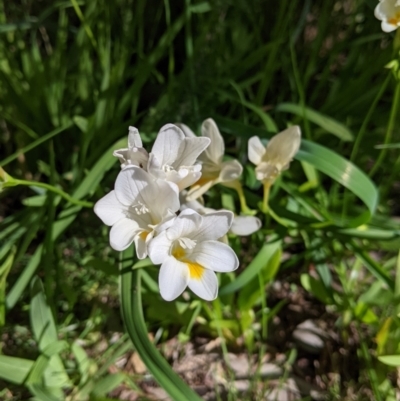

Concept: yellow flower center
[[139, 231, 148, 241], [193, 173, 218, 187], [187, 262, 205, 280], [388, 11, 400, 25], [172, 246, 185, 260], [172, 241, 205, 280]]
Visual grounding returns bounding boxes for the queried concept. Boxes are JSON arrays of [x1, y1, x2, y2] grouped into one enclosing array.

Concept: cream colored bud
[[248, 126, 301, 183]]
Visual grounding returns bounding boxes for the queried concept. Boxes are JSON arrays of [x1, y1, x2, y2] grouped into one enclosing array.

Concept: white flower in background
[[180, 195, 261, 236], [148, 209, 239, 301], [248, 126, 301, 184], [148, 124, 210, 191], [94, 166, 179, 258], [179, 119, 243, 201], [375, 0, 400, 32], [230, 215, 262, 236], [113, 126, 149, 169]]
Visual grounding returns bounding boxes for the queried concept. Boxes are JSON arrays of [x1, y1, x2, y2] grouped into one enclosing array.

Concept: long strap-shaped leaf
[[119, 249, 203, 401]]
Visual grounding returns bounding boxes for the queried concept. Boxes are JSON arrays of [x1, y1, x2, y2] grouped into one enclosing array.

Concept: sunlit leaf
[[276, 102, 354, 141]]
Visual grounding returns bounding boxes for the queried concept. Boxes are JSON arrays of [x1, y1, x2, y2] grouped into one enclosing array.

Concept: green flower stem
[[223, 180, 255, 215], [260, 181, 295, 227], [12, 178, 93, 208], [262, 182, 271, 214], [120, 254, 204, 401], [370, 78, 400, 178]]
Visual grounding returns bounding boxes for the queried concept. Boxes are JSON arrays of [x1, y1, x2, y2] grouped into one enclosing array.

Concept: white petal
[[148, 231, 172, 265], [382, 20, 398, 32], [154, 215, 177, 235], [378, 0, 397, 18], [190, 241, 239, 272], [166, 210, 202, 241], [374, 2, 384, 19], [200, 119, 224, 165], [128, 126, 143, 148], [110, 218, 140, 251], [187, 267, 218, 301], [130, 211, 153, 231], [191, 211, 233, 242], [164, 168, 187, 185], [248, 136, 266, 165], [219, 159, 243, 182], [176, 170, 203, 191], [134, 232, 149, 259], [174, 137, 211, 167], [140, 179, 180, 223], [147, 153, 166, 180], [180, 198, 207, 213], [178, 208, 201, 217], [127, 148, 149, 169], [151, 124, 184, 166], [255, 162, 278, 182], [265, 126, 301, 166], [186, 179, 216, 201], [176, 123, 197, 138], [114, 166, 150, 206], [113, 148, 129, 165], [94, 190, 127, 226], [230, 216, 262, 236], [159, 257, 189, 301]]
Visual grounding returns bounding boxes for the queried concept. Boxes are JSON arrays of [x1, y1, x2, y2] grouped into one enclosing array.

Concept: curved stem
[[13, 179, 93, 208], [262, 182, 271, 214], [120, 252, 203, 401], [223, 180, 255, 215], [370, 78, 400, 178]]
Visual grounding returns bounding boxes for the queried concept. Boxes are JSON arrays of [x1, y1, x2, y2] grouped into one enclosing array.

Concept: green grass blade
[[0, 355, 34, 384], [91, 373, 126, 396], [219, 236, 281, 295], [6, 138, 125, 309], [276, 102, 354, 141], [0, 122, 73, 167], [29, 277, 71, 388], [6, 245, 43, 309], [377, 355, 400, 367], [0, 248, 15, 326], [350, 241, 394, 291], [27, 384, 62, 401], [30, 277, 58, 350], [297, 140, 378, 226]]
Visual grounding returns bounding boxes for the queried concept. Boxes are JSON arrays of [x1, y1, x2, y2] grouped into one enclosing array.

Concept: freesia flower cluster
[[95, 119, 301, 301], [95, 120, 261, 301]]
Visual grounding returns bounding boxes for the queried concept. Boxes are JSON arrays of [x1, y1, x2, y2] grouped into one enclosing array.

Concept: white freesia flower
[[180, 195, 261, 236], [113, 126, 149, 169], [148, 124, 210, 191], [248, 126, 301, 184], [230, 215, 262, 236], [94, 166, 179, 258], [375, 0, 400, 32], [180, 119, 243, 201], [148, 209, 239, 301]]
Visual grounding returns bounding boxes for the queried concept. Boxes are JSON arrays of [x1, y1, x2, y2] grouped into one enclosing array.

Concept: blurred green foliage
[[1, 0, 400, 400]]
